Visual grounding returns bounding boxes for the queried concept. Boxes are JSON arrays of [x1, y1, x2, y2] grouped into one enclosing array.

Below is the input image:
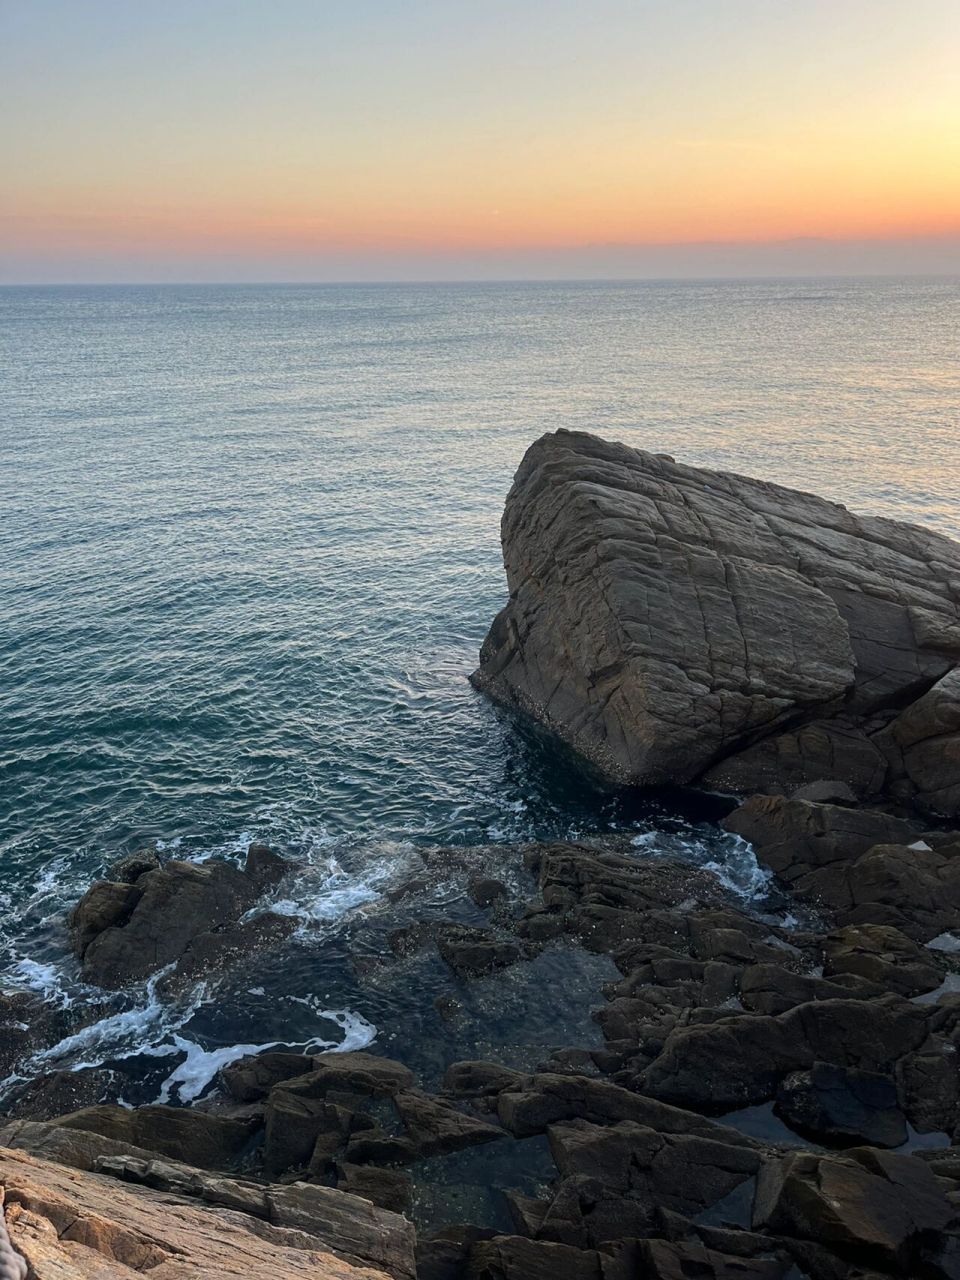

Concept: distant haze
[[2, 0, 958, 283]]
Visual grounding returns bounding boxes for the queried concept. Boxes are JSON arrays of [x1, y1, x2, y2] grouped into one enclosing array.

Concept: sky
[[2, 0, 959, 282]]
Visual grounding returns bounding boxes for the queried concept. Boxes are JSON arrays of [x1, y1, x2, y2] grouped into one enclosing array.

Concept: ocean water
[[1, 278, 958, 1116]]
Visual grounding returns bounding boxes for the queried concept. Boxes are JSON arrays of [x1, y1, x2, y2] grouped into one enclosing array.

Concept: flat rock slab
[[0, 1144, 397, 1280], [473, 430, 960, 811]]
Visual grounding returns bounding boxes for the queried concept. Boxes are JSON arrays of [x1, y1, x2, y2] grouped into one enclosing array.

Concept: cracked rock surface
[[473, 430, 960, 813]]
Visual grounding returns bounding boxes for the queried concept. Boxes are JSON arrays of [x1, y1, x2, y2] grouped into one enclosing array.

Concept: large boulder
[[473, 430, 960, 805]]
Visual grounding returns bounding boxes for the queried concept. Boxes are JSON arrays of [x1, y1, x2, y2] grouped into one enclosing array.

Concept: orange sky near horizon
[[2, 0, 959, 277]]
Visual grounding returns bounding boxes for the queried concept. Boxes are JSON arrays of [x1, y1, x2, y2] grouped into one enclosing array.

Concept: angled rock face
[[473, 431, 960, 808], [0, 1144, 400, 1280]]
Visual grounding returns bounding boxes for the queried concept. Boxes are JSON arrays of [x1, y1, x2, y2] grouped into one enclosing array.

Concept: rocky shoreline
[[3, 432, 960, 1278]]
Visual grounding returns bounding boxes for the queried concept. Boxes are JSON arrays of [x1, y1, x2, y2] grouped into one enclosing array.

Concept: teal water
[[1, 279, 958, 1105]]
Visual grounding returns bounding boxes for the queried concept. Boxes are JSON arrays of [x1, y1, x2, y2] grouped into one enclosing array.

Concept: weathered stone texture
[[474, 431, 960, 812]]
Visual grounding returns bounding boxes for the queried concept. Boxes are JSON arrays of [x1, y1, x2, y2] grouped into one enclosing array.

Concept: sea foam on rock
[[472, 430, 960, 814]]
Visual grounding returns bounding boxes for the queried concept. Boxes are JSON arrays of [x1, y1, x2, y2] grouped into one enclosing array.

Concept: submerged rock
[[473, 430, 960, 811], [436, 924, 521, 978]]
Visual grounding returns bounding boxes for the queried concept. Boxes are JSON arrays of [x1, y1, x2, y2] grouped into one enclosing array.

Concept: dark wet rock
[[914, 1146, 960, 1182], [264, 1086, 338, 1176], [243, 840, 290, 889], [4, 1067, 117, 1121], [722, 796, 960, 939], [255, 1051, 515, 1176], [161, 908, 300, 990], [220, 1050, 318, 1102], [545, 1118, 760, 1232], [753, 1147, 954, 1273], [837, 842, 960, 942], [528, 843, 739, 961], [514, 908, 567, 943], [286, 1051, 416, 1098], [639, 1238, 791, 1280], [261, 1052, 416, 1175], [343, 1127, 419, 1166], [393, 1090, 506, 1157], [722, 796, 918, 895], [69, 845, 296, 987], [69, 878, 144, 956], [873, 667, 960, 818], [504, 1189, 548, 1236], [821, 923, 944, 997], [637, 996, 928, 1110], [469, 878, 510, 908], [739, 962, 884, 1016], [0, 990, 103, 1081], [704, 716, 893, 800], [463, 1233, 604, 1280], [336, 1160, 413, 1214], [895, 1036, 960, 1137], [791, 779, 860, 806], [472, 430, 960, 799], [775, 1062, 908, 1148], [443, 1061, 532, 1098], [434, 993, 464, 1023], [495, 1072, 758, 1147], [52, 1102, 259, 1170], [538, 1048, 601, 1077], [417, 1226, 499, 1280], [437, 923, 522, 978], [389, 921, 440, 957], [108, 847, 162, 883]]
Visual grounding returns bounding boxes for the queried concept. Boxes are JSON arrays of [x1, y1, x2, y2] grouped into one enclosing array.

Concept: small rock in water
[[468, 877, 509, 908], [108, 847, 162, 883], [436, 923, 521, 978]]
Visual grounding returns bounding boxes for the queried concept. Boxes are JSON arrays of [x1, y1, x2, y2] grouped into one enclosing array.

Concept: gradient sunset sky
[[3, 0, 959, 281]]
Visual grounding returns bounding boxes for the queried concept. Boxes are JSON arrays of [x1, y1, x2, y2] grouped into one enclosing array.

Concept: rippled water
[[1, 278, 958, 1108]]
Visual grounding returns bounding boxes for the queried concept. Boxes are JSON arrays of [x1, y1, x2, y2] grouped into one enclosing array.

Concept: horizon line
[[4, 269, 960, 288]]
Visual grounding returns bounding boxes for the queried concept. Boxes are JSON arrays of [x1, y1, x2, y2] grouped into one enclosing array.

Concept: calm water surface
[[1, 279, 958, 1113]]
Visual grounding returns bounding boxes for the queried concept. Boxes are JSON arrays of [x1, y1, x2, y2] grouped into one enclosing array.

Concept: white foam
[[635, 826, 773, 903], [261, 844, 415, 928], [157, 1036, 287, 1104], [12, 959, 73, 1008], [155, 1008, 377, 1104], [34, 968, 205, 1074]]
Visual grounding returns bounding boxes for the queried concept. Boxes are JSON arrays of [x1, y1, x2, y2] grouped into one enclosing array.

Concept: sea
[[1, 279, 958, 1179]]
